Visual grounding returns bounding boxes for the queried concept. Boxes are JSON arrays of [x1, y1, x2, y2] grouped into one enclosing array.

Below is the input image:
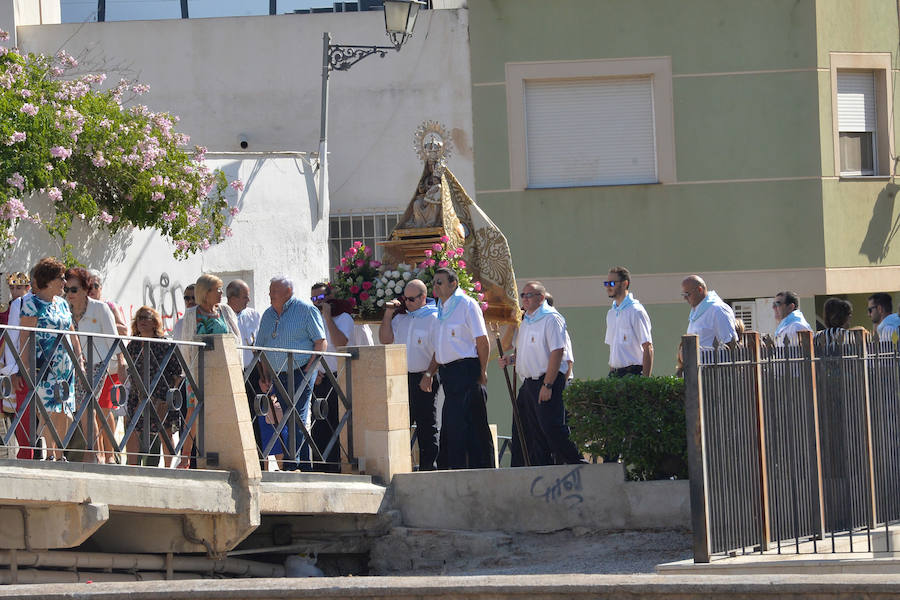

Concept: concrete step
[[259, 471, 386, 515]]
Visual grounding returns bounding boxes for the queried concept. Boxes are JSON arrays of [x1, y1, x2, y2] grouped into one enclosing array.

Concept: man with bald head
[[681, 275, 737, 347], [380, 279, 440, 470]]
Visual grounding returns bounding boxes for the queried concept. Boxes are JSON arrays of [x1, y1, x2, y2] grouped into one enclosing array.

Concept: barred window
[[328, 213, 402, 272]]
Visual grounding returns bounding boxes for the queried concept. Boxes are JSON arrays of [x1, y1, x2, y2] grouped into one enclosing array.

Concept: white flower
[[376, 280, 384, 288], [381, 277, 388, 285], [394, 283, 403, 294], [402, 272, 411, 281], [377, 299, 385, 306], [376, 288, 385, 297], [391, 270, 400, 279], [398, 263, 411, 271]]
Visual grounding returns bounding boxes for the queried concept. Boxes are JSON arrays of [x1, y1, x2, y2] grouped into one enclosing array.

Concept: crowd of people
[[0, 256, 898, 471]]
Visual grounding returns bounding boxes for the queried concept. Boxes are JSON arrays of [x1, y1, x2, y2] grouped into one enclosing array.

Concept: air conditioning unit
[[731, 301, 756, 333]]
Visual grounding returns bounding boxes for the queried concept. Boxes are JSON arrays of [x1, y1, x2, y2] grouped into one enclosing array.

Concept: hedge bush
[[564, 376, 687, 481]]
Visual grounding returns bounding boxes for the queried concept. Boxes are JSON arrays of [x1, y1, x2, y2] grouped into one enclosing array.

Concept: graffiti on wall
[[125, 272, 188, 333]]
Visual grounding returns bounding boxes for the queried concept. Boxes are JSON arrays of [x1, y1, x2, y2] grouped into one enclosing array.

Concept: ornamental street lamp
[[317, 0, 425, 220]]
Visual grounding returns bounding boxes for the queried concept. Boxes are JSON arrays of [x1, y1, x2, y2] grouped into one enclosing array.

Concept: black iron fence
[[0, 324, 205, 466], [684, 330, 900, 562], [239, 343, 355, 472]]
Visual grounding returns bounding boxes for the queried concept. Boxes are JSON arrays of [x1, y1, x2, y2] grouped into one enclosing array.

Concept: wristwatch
[[542, 382, 553, 389]]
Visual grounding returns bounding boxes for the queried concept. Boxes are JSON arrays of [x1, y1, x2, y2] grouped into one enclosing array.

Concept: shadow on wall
[[859, 182, 900, 263]]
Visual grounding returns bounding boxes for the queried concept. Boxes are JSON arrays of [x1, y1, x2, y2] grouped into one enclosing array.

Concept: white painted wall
[[0, 155, 326, 330]]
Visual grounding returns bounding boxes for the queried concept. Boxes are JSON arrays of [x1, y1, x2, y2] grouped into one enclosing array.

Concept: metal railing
[[0, 324, 205, 466], [238, 344, 355, 471], [684, 329, 900, 562]]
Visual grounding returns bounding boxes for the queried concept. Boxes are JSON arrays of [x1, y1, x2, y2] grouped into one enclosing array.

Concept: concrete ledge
[[390, 463, 689, 532], [6, 574, 900, 598], [0, 462, 238, 514], [659, 553, 900, 575], [259, 479, 386, 515]]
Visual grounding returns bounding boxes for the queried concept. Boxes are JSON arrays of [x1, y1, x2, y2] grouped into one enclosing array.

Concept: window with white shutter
[[837, 71, 876, 176], [523, 77, 657, 188]]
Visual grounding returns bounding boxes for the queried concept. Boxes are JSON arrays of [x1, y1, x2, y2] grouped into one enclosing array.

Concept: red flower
[[360, 291, 370, 301], [342, 266, 351, 274], [362, 281, 372, 290], [438, 260, 449, 268], [458, 260, 466, 269], [355, 259, 364, 267], [348, 297, 357, 306], [349, 285, 360, 294]]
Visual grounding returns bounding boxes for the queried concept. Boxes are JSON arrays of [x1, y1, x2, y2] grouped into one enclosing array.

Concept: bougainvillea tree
[[0, 30, 242, 262]]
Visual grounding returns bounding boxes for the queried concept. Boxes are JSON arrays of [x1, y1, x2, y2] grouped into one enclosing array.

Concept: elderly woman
[[176, 274, 240, 467], [18, 257, 83, 461], [119, 306, 183, 467], [65, 267, 123, 463]]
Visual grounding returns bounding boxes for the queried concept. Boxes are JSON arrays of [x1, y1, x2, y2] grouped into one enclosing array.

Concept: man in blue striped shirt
[[255, 275, 326, 471]]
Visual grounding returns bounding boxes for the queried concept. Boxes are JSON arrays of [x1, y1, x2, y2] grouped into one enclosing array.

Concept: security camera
[[239, 135, 248, 150]]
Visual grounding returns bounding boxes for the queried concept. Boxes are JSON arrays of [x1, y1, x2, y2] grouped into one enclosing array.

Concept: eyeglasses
[[311, 293, 327, 302], [404, 292, 423, 302], [183, 295, 195, 301], [772, 301, 783, 308], [867, 306, 877, 313], [136, 315, 154, 321], [215, 288, 223, 294], [433, 280, 446, 287], [603, 280, 621, 287], [90, 283, 100, 290], [520, 292, 541, 299], [680, 292, 691, 298], [63, 286, 81, 294]]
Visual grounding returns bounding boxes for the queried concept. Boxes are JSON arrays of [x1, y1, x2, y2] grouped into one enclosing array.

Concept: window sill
[[838, 175, 892, 181]]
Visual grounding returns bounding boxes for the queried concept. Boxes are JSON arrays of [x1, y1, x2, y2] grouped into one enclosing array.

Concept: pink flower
[[354, 259, 364, 267], [458, 260, 466, 269], [473, 281, 482, 292], [353, 241, 362, 248], [423, 249, 433, 258], [477, 293, 484, 301], [20, 103, 37, 116], [47, 187, 62, 202], [364, 246, 372, 256], [99, 211, 113, 224], [362, 281, 373, 290], [348, 297, 357, 307], [6, 131, 25, 144], [0, 29, 8, 41], [432, 243, 443, 252], [6, 172, 25, 192], [349, 285, 360, 294], [480, 302, 489, 312], [440, 235, 450, 243], [162, 211, 177, 222], [229, 206, 240, 216], [371, 261, 381, 268], [229, 179, 244, 191], [456, 247, 465, 256], [359, 292, 370, 301], [342, 266, 351, 274], [340, 257, 347, 266], [438, 260, 449, 268], [425, 259, 436, 267], [50, 146, 72, 160]]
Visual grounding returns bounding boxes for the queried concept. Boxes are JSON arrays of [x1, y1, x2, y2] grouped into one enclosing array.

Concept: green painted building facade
[[468, 0, 900, 438]]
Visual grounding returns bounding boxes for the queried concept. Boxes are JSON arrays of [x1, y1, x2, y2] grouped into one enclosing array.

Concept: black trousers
[[408, 371, 439, 471], [311, 372, 341, 473], [243, 367, 264, 465], [510, 375, 582, 466], [437, 357, 494, 470], [609, 365, 643, 377]]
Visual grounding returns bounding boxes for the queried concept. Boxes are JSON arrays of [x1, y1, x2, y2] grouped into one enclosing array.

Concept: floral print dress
[[20, 295, 75, 414]]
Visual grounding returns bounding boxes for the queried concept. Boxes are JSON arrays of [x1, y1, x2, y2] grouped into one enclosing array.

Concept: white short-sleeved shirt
[[564, 331, 575, 380], [320, 311, 354, 373], [391, 311, 438, 373], [775, 317, 812, 347], [687, 298, 737, 348], [434, 294, 488, 365], [877, 313, 900, 345], [605, 297, 652, 369], [515, 311, 569, 379], [1, 294, 29, 375], [236, 307, 261, 367], [75, 297, 121, 370]]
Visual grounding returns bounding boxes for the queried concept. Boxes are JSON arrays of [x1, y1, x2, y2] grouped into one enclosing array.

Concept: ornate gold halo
[[413, 120, 453, 164]]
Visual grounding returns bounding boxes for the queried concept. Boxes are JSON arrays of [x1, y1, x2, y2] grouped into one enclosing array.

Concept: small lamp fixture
[[383, 0, 426, 49]]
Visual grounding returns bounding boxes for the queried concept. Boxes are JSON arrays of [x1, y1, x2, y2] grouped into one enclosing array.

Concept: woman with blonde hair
[[175, 273, 240, 467]]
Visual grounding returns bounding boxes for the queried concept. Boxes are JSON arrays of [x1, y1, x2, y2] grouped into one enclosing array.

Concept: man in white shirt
[[773, 290, 812, 347], [172, 284, 197, 340], [499, 281, 583, 467], [420, 267, 493, 470], [227, 279, 263, 456], [1, 272, 33, 459], [682, 275, 737, 348], [380, 279, 440, 470], [867, 293, 900, 344], [604, 266, 653, 377], [310, 283, 354, 472]]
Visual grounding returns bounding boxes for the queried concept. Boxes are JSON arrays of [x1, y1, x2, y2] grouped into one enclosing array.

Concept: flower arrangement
[[374, 264, 414, 309], [416, 236, 487, 312], [331, 241, 381, 318]]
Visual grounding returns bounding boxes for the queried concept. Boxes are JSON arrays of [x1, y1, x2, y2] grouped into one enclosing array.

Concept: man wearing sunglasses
[[379, 279, 440, 470], [605, 266, 653, 377], [772, 291, 812, 347], [420, 267, 493, 470], [499, 281, 582, 467], [867, 293, 900, 344], [682, 275, 737, 348]]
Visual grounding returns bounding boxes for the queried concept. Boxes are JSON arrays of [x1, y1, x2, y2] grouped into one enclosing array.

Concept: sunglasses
[[520, 292, 541, 299], [603, 280, 621, 287], [311, 293, 327, 302], [63, 286, 81, 294], [90, 283, 100, 290], [183, 295, 195, 301], [137, 314, 154, 321], [404, 292, 423, 302]]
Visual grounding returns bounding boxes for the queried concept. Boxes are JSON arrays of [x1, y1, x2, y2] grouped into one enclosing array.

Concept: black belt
[[440, 357, 477, 367]]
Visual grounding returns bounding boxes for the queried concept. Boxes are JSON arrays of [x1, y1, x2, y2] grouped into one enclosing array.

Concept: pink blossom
[[200, 239, 210, 250], [432, 243, 443, 252], [151, 191, 165, 202], [355, 259, 364, 267], [6, 173, 25, 192], [98, 211, 113, 224], [47, 187, 62, 202], [229, 179, 244, 192], [49, 146, 72, 160], [362, 281, 373, 290], [353, 241, 363, 249], [174, 240, 190, 251], [44, 163, 53, 171], [359, 292, 370, 302], [458, 260, 466, 269], [340, 257, 347, 266], [348, 298, 357, 307], [0, 29, 8, 41], [456, 247, 465, 256], [91, 152, 108, 168], [477, 293, 484, 301], [364, 246, 372, 256], [423, 249, 433, 258], [0, 198, 29, 220], [19, 89, 32, 98], [425, 259, 436, 267], [480, 302, 489, 312], [229, 207, 240, 216], [473, 281, 481, 292], [371, 261, 382, 268], [6, 131, 25, 145], [223, 226, 233, 238], [349, 285, 360, 294], [342, 266, 351, 274], [438, 260, 449, 268], [440, 235, 450, 243], [162, 211, 177, 222], [20, 103, 37, 116]]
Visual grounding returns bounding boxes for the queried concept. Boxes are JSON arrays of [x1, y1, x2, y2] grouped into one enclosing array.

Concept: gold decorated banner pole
[[493, 324, 529, 467]]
